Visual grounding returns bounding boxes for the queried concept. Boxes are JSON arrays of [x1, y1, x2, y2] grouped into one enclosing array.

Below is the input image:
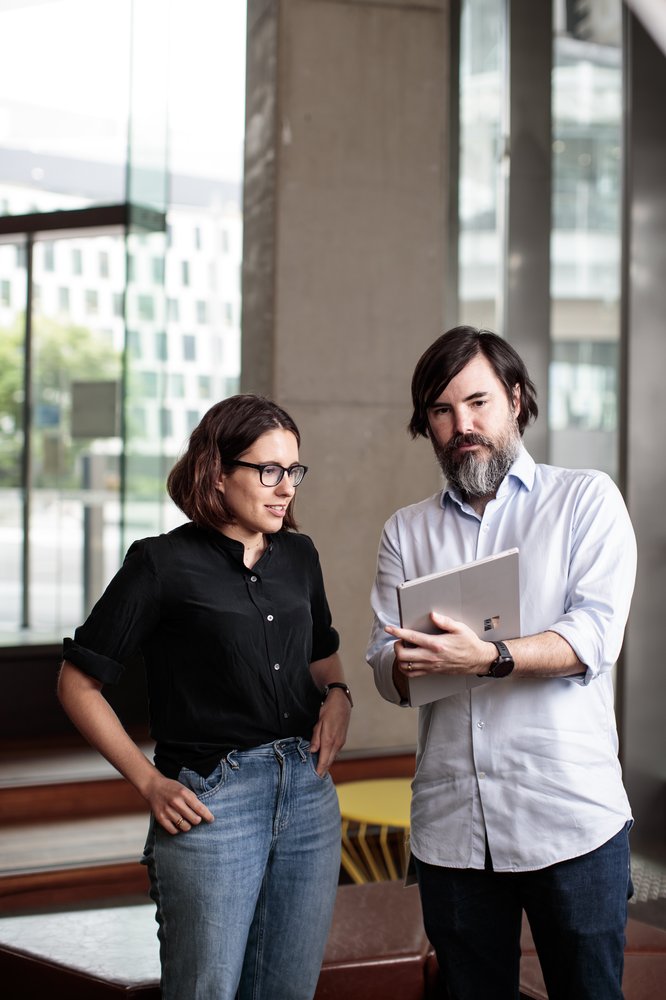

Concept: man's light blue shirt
[[367, 447, 636, 872]]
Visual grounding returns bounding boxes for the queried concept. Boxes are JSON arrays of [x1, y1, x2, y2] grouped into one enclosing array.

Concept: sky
[[0, 0, 247, 182]]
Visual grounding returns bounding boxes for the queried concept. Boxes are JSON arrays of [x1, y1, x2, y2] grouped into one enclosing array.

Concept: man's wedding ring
[[175, 817, 184, 829]]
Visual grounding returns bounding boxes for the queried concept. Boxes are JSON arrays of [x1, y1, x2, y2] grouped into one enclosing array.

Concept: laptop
[[396, 548, 521, 706]]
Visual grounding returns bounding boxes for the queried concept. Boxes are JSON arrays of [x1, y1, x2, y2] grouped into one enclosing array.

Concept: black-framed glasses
[[224, 459, 309, 487]]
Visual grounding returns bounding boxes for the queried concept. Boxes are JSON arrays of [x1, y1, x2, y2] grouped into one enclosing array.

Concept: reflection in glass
[[550, 1, 622, 478], [0, 0, 247, 641], [0, 243, 25, 631], [0, 0, 131, 216], [458, 0, 503, 330]]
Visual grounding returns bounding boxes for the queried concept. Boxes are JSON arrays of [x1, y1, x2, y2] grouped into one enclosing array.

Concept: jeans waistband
[[226, 737, 309, 768]]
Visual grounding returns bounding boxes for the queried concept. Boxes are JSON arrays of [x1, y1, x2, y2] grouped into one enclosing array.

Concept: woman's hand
[[310, 689, 351, 776], [141, 771, 215, 836]]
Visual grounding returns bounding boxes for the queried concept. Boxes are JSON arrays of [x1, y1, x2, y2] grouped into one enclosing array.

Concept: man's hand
[[385, 611, 496, 679], [309, 688, 351, 776]]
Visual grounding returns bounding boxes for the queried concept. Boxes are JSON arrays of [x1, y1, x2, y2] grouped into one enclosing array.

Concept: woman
[[58, 394, 352, 1000]]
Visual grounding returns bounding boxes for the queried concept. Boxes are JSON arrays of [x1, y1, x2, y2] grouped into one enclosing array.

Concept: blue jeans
[[141, 737, 341, 1000], [415, 823, 633, 1000]]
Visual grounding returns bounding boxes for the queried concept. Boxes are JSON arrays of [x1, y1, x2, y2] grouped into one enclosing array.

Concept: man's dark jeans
[[415, 823, 632, 1000]]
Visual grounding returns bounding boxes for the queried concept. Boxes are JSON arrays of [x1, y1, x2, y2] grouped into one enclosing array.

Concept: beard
[[435, 415, 521, 500]]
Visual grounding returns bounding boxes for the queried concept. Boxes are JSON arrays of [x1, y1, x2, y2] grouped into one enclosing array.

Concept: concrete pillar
[[241, 0, 452, 750], [621, 10, 666, 860]]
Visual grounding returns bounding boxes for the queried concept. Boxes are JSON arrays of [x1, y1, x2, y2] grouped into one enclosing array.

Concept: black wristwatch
[[483, 640, 515, 678], [322, 682, 353, 707]]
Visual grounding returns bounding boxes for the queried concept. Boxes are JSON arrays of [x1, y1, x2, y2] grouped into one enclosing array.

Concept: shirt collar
[[440, 443, 535, 509]]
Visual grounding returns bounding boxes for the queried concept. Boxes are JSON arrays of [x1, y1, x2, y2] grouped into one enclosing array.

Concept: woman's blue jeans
[[415, 823, 633, 1000], [141, 737, 341, 1000]]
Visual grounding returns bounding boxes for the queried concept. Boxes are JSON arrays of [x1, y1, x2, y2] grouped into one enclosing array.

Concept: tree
[[0, 314, 121, 486]]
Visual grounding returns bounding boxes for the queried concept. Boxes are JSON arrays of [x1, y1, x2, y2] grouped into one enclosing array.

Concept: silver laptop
[[397, 548, 521, 706]]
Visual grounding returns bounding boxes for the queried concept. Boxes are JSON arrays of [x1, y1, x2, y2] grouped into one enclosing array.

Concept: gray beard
[[436, 426, 521, 499]]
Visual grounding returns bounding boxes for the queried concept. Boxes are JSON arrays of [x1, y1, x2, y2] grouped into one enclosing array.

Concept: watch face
[[490, 656, 514, 678]]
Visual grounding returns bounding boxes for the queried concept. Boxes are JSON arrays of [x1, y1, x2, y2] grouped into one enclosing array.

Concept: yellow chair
[[335, 778, 412, 884]]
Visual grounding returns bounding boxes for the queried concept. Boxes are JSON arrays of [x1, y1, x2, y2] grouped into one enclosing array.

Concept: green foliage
[[0, 313, 121, 487]]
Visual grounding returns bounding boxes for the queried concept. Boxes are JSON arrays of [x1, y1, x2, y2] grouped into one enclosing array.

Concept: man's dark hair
[[167, 394, 302, 531], [408, 326, 538, 439]]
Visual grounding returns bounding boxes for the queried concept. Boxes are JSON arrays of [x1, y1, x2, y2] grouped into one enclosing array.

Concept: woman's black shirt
[[63, 523, 340, 778]]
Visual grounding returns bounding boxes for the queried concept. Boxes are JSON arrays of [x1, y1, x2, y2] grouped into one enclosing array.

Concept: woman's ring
[[407, 662, 413, 671], [175, 817, 184, 829]]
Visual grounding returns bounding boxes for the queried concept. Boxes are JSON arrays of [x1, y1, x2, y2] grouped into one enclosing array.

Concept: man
[[367, 326, 636, 1000]]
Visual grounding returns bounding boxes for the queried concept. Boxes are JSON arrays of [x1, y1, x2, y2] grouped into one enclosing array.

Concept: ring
[[407, 662, 413, 671], [175, 817, 184, 829]]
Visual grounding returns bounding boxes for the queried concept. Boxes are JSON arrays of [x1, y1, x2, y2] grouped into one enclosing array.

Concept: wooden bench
[[1, 881, 664, 999], [0, 882, 434, 1000]]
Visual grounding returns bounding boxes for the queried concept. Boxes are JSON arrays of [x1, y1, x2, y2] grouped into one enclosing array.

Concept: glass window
[[186, 409, 200, 433], [0, 1, 130, 216], [198, 374, 212, 398], [127, 329, 142, 357], [0, 0, 247, 641], [167, 297, 179, 321], [152, 257, 165, 283], [196, 300, 208, 324], [182, 334, 196, 361], [155, 331, 168, 360], [458, 0, 503, 330], [43, 242, 55, 272], [138, 294, 155, 321], [160, 407, 173, 436], [138, 370, 159, 398], [550, 0, 622, 478]]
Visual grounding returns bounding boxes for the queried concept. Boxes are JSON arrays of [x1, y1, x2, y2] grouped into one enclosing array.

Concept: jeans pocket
[[306, 750, 330, 782], [177, 760, 228, 801]]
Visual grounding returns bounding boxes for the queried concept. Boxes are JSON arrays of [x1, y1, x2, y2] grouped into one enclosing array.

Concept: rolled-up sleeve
[[366, 516, 407, 705], [62, 540, 162, 685], [307, 542, 340, 663], [547, 473, 637, 685]]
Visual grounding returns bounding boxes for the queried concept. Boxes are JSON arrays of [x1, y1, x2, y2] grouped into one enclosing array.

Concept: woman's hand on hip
[[144, 772, 215, 835], [310, 689, 351, 777]]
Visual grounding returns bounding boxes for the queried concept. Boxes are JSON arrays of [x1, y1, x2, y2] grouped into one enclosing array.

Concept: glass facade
[[458, 0, 622, 479], [0, 0, 246, 640], [550, 2, 622, 477]]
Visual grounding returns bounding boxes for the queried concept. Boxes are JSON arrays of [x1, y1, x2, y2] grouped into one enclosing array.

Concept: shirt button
[[273, 663, 280, 671], [267, 614, 274, 621], [478, 772, 486, 780], [477, 720, 485, 729], [250, 575, 257, 582], [283, 711, 290, 719]]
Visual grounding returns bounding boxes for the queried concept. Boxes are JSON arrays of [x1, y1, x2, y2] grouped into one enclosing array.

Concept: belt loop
[[296, 738, 307, 762], [226, 750, 239, 770], [273, 741, 285, 763]]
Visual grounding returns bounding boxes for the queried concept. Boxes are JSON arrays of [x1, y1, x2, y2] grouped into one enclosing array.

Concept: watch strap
[[323, 682, 353, 707]]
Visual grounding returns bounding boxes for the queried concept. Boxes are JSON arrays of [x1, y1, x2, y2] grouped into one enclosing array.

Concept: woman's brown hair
[[167, 394, 302, 531]]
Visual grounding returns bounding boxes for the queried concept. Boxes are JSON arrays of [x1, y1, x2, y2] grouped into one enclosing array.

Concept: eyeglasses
[[224, 459, 309, 487]]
